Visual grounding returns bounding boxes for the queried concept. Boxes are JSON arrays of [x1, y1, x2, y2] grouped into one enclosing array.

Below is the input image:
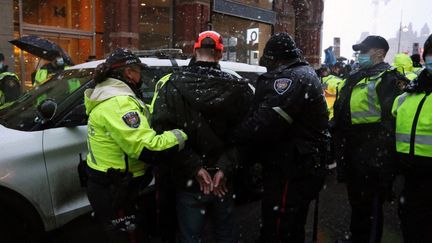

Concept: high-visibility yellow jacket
[[349, 71, 387, 124], [392, 53, 417, 81], [322, 74, 343, 119], [84, 78, 187, 177], [392, 91, 432, 157]]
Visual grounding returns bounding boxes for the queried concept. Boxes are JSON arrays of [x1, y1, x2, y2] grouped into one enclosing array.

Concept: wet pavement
[[48, 172, 403, 243]]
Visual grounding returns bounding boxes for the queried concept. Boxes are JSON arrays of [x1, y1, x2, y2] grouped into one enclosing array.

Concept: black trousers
[[399, 174, 432, 243], [260, 164, 324, 243], [346, 173, 386, 243], [86, 175, 151, 243]]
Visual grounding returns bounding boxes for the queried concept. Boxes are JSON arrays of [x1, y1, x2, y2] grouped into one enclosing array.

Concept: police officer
[[321, 66, 344, 119], [0, 53, 21, 105], [32, 54, 68, 85], [332, 35, 408, 243], [84, 48, 187, 243], [392, 53, 418, 81], [234, 32, 329, 243], [392, 34, 432, 243]]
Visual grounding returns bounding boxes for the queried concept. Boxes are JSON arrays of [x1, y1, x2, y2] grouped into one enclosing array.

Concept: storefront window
[[232, 0, 273, 10], [21, 0, 93, 30], [138, 0, 172, 50], [213, 14, 272, 64], [12, 0, 104, 88]]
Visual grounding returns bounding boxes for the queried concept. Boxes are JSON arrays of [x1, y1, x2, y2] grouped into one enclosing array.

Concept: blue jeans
[[176, 191, 235, 243]]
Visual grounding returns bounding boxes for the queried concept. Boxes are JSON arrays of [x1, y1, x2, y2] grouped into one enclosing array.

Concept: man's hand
[[196, 168, 213, 194], [213, 170, 228, 198]]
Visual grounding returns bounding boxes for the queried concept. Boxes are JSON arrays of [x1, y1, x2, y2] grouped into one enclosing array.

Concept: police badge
[[122, 112, 141, 128], [273, 78, 292, 95]]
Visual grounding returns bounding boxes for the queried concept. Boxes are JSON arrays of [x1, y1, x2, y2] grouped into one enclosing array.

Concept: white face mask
[[55, 57, 64, 66]]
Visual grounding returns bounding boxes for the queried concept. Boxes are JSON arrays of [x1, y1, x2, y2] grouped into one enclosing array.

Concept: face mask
[[55, 57, 64, 66], [0, 62, 3, 70], [425, 56, 432, 74], [357, 54, 373, 69]]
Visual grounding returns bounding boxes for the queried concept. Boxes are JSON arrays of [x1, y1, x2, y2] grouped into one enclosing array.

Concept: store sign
[[213, 0, 276, 25], [247, 28, 259, 45]]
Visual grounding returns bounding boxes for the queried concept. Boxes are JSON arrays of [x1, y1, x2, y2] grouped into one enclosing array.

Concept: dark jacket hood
[[170, 62, 251, 112]]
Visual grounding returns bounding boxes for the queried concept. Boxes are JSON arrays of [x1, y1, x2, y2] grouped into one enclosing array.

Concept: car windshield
[[0, 69, 93, 131]]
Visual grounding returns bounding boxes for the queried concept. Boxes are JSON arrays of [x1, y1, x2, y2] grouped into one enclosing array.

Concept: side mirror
[[37, 99, 57, 121]]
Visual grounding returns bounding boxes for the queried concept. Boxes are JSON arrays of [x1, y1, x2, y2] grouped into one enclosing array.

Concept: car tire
[[0, 192, 44, 243]]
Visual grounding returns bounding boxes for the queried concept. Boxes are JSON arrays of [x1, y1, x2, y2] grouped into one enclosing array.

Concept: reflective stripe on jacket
[[392, 92, 432, 157], [149, 73, 172, 114], [350, 71, 385, 124], [0, 72, 18, 81], [85, 78, 186, 177]]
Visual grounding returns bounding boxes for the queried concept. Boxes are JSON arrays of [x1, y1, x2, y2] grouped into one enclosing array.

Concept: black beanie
[[262, 32, 301, 60], [423, 34, 432, 61]]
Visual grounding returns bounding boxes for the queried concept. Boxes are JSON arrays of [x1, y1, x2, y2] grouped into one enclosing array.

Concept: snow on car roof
[[69, 58, 266, 73]]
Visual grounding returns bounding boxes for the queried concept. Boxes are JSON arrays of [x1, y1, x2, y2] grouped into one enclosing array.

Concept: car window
[[0, 69, 93, 131]]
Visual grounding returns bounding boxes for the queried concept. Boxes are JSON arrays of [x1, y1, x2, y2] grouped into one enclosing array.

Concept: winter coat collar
[[405, 69, 432, 94], [189, 61, 221, 70], [168, 66, 250, 111], [84, 78, 138, 115]]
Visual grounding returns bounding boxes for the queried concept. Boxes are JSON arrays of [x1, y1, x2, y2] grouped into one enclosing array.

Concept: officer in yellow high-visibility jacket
[[322, 73, 344, 119], [0, 53, 21, 105], [391, 33, 432, 243], [332, 35, 408, 243], [84, 48, 187, 243], [392, 53, 418, 81], [32, 55, 69, 85]]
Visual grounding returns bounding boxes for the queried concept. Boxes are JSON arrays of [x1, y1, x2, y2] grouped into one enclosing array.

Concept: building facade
[[0, 0, 324, 87]]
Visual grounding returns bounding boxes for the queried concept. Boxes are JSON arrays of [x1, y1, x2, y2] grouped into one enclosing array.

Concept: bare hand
[[196, 168, 213, 194], [213, 170, 228, 198]]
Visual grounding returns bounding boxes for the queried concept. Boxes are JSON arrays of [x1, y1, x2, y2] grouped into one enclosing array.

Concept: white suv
[[0, 57, 265, 242]]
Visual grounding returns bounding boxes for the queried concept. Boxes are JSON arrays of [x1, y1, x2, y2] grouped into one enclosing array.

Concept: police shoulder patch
[[122, 111, 141, 128], [273, 78, 292, 95]]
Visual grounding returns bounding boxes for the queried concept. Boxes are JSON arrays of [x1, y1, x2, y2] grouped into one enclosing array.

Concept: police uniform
[[235, 33, 329, 243], [33, 63, 68, 85], [392, 35, 432, 243], [322, 74, 344, 119], [332, 36, 407, 243], [84, 48, 186, 242], [392, 53, 418, 81], [0, 71, 21, 105]]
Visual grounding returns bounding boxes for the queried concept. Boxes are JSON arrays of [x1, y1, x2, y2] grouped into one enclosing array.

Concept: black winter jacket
[[332, 62, 407, 178], [234, 59, 329, 178], [151, 61, 253, 190]]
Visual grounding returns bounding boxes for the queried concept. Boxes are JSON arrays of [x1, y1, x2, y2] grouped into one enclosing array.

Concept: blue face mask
[[358, 54, 373, 69], [0, 62, 3, 70], [425, 56, 432, 74]]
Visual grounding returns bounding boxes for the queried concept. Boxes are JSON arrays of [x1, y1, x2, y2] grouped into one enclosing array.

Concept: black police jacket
[[234, 59, 329, 178], [151, 61, 253, 190], [332, 62, 407, 178]]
